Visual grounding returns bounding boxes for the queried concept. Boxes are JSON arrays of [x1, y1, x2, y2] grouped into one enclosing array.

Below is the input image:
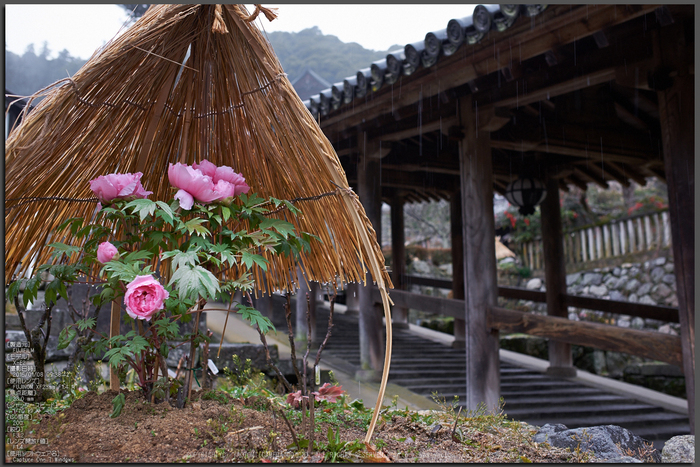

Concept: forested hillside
[[5, 44, 87, 100], [266, 26, 398, 83], [5, 26, 397, 102]]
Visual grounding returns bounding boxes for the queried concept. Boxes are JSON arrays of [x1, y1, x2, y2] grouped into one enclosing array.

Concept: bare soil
[[13, 389, 582, 463]]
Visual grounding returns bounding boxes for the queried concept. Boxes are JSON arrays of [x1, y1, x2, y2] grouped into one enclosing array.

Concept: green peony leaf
[[168, 264, 220, 301]]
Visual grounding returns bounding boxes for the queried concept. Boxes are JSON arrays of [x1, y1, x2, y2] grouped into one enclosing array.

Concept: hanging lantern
[[504, 176, 547, 216]]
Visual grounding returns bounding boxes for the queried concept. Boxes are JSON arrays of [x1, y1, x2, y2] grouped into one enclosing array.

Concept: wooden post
[[662, 211, 671, 247], [636, 217, 645, 251], [595, 226, 603, 260], [458, 95, 500, 412], [345, 282, 359, 315], [603, 224, 611, 258], [450, 191, 466, 349], [644, 215, 654, 250], [612, 222, 620, 257], [295, 266, 317, 348], [619, 220, 627, 255], [109, 301, 121, 390], [656, 22, 694, 434], [356, 154, 384, 381], [541, 175, 575, 377], [390, 191, 408, 329], [627, 219, 636, 252]]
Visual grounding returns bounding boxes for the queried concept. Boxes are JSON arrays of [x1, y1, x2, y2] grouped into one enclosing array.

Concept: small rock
[[650, 267, 666, 282], [620, 263, 634, 268], [630, 317, 645, 330], [566, 272, 582, 286], [628, 294, 639, 303], [658, 324, 678, 336], [652, 257, 667, 267], [663, 263, 675, 273], [612, 267, 622, 277], [533, 424, 660, 462], [624, 279, 641, 293], [612, 277, 628, 290], [638, 295, 656, 306], [617, 318, 631, 328], [582, 286, 590, 295], [589, 285, 608, 297], [526, 278, 542, 290], [582, 273, 604, 286], [609, 291, 626, 302], [662, 274, 676, 285], [636, 283, 652, 297], [651, 283, 673, 300], [665, 296, 678, 307], [606, 456, 643, 463], [192, 402, 201, 410], [661, 435, 694, 463], [629, 266, 641, 278], [568, 312, 580, 321]]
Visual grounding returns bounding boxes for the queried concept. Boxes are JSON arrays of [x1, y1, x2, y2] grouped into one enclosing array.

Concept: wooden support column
[[356, 154, 384, 381], [390, 191, 408, 329], [541, 175, 576, 377], [450, 191, 466, 349], [345, 282, 359, 315], [295, 266, 317, 349], [459, 95, 500, 412], [656, 22, 694, 434]]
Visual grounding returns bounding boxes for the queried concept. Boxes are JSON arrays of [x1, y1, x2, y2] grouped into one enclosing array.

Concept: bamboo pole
[[611, 222, 620, 257], [627, 219, 636, 252]]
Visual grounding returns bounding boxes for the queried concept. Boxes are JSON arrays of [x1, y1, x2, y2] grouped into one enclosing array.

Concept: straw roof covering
[[5, 4, 393, 298]]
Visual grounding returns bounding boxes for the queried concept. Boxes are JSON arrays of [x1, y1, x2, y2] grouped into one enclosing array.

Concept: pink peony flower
[[169, 161, 249, 209], [168, 163, 220, 210], [213, 165, 250, 197], [124, 275, 169, 320], [313, 383, 344, 404], [89, 172, 152, 205], [192, 159, 218, 178], [96, 241, 119, 263]]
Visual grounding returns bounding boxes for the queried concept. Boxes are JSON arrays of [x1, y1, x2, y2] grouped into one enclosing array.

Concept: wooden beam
[[488, 68, 617, 111], [390, 192, 408, 328], [606, 161, 647, 187], [380, 163, 460, 176], [459, 94, 500, 412], [490, 138, 653, 166], [450, 191, 466, 348], [356, 153, 384, 379], [541, 175, 573, 374], [571, 164, 610, 189], [320, 5, 658, 136], [489, 306, 683, 367], [374, 116, 457, 142], [656, 22, 695, 433], [565, 173, 589, 191]]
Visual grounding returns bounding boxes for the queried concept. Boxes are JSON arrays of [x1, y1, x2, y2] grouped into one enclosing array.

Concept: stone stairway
[[307, 307, 690, 451]]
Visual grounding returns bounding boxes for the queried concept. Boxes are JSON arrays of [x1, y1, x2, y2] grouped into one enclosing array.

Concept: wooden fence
[[518, 210, 671, 270], [373, 282, 682, 367]]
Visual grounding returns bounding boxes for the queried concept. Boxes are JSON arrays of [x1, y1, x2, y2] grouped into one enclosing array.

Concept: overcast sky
[[5, 4, 477, 59]]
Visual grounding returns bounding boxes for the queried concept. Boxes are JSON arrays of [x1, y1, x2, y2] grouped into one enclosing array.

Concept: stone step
[[500, 386, 606, 398], [518, 411, 689, 431], [501, 393, 637, 410], [504, 403, 664, 419]]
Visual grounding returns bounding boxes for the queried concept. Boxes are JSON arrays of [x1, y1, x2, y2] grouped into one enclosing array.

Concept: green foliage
[[110, 393, 126, 418], [5, 44, 87, 106], [267, 26, 394, 85]]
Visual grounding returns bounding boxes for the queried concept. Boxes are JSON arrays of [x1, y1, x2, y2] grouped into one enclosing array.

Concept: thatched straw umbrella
[[5, 4, 393, 441]]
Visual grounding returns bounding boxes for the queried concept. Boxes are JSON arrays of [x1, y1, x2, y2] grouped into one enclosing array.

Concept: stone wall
[[519, 255, 679, 335]]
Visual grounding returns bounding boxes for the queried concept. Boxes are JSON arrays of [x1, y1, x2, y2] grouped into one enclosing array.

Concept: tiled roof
[[302, 4, 547, 118]]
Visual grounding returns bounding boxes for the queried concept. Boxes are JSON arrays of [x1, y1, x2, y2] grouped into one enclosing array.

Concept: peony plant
[[8, 160, 318, 408]]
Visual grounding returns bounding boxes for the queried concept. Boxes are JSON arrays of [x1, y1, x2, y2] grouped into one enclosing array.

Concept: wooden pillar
[[295, 266, 317, 348], [345, 282, 359, 315], [450, 191, 466, 349], [541, 175, 576, 377], [459, 95, 500, 412], [656, 22, 694, 434], [390, 191, 408, 328], [356, 154, 384, 380]]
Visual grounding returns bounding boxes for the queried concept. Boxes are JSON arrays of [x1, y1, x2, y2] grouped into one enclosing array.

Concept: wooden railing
[[382, 275, 682, 366], [518, 210, 671, 270]]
